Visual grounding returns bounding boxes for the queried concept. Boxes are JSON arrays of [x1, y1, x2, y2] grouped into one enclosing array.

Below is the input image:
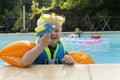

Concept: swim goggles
[[40, 13, 65, 23]]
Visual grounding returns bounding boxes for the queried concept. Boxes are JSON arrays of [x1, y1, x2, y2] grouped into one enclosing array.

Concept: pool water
[[63, 33, 120, 64], [0, 33, 120, 64]]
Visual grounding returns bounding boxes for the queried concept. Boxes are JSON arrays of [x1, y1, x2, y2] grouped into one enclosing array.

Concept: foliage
[[0, 0, 22, 31], [31, 0, 56, 19], [13, 14, 23, 31], [0, 0, 120, 32]]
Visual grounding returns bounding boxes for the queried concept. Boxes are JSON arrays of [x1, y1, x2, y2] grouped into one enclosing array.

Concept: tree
[[0, 0, 22, 31], [30, 0, 120, 31]]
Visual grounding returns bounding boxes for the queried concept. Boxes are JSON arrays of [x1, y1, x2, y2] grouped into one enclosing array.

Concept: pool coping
[[0, 64, 120, 80], [0, 31, 120, 36], [61, 31, 120, 34]]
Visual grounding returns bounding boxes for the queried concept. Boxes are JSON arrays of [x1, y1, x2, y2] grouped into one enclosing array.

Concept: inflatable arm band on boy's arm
[[0, 40, 36, 67], [35, 22, 55, 37], [68, 52, 95, 64]]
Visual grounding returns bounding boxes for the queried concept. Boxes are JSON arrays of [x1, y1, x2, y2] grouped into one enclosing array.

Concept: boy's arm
[[21, 33, 51, 67]]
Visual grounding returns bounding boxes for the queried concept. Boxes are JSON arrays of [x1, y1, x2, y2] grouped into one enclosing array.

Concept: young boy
[[21, 13, 77, 67]]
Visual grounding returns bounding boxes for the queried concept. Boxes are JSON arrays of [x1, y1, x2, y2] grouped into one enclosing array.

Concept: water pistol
[[35, 22, 55, 37]]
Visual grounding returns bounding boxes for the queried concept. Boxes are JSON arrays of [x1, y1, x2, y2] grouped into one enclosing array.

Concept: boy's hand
[[62, 55, 77, 64], [39, 33, 51, 47]]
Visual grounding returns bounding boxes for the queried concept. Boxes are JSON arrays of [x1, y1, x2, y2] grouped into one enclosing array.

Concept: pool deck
[[0, 64, 120, 80], [0, 31, 120, 35], [61, 31, 120, 34]]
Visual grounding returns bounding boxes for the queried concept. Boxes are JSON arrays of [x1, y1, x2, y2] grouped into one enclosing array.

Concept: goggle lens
[[40, 13, 65, 23]]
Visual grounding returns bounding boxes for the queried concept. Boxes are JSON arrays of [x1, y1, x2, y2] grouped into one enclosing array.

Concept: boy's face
[[49, 22, 62, 47]]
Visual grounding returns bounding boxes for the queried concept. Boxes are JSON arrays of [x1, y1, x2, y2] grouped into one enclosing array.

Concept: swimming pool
[[0, 33, 120, 64]]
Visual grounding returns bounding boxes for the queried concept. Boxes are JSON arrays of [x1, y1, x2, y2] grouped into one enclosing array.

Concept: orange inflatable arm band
[[0, 40, 36, 67], [68, 52, 95, 64]]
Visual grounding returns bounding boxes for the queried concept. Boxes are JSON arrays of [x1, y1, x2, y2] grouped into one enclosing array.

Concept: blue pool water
[[0, 33, 120, 64]]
